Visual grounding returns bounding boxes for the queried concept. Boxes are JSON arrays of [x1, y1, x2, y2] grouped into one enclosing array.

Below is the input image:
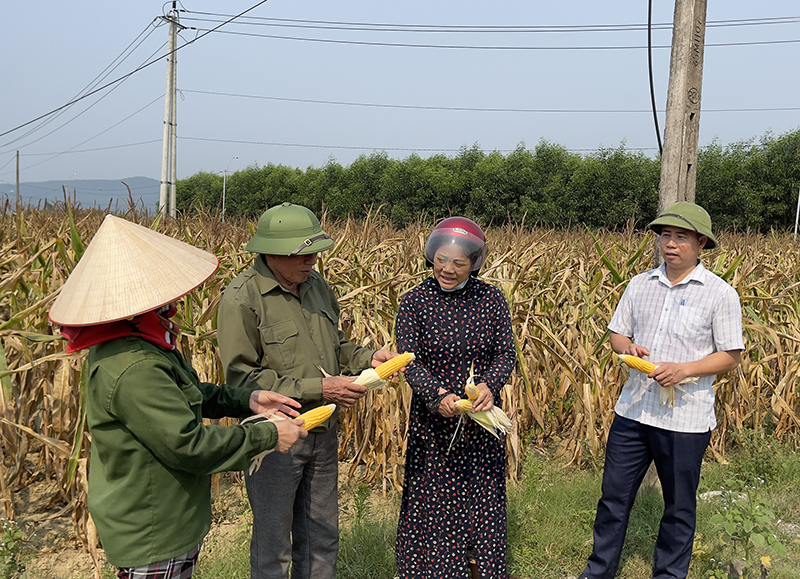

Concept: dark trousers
[[245, 427, 339, 579], [582, 414, 711, 579]]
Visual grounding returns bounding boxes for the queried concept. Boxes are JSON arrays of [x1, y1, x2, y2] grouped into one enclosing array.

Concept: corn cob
[[246, 403, 337, 474], [375, 352, 415, 379], [615, 354, 697, 407], [465, 383, 480, 401], [454, 399, 474, 413], [297, 403, 336, 430], [353, 352, 416, 390], [617, 354, 656, 374], [453, 397, 512, 440]]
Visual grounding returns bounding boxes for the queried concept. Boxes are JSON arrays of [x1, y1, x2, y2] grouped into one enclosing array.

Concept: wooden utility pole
[[658, 0, 707, 210]]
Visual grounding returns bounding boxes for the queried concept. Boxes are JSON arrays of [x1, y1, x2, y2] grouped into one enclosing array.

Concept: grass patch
[[188, 445, 800, 579]]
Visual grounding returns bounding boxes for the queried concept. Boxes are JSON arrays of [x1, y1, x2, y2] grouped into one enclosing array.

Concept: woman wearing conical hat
[[49, 215, 307, 579]]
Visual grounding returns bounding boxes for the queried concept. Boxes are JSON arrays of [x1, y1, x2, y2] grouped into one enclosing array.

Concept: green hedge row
[[177, 128, 800, 232]]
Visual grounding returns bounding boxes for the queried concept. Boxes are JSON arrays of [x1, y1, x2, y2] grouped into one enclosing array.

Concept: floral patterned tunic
[[395, 276, 516, 579]]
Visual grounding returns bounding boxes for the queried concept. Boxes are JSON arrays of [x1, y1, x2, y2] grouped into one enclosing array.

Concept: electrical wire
[[0, 0, 273, 140], [16, 97, 163, 173], [648, 0, 663, 155], [179, 135, 658, 153], [190, 26, 800, 50], [180, 88, 800, 114], [18, 140, 162, 158], [0, 39, 167, 154], [179, 12, 800, 33], [0, 19, 162, 150]]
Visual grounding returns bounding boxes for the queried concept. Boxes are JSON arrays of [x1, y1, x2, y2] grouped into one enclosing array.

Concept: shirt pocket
[[259, 319, 300, 370], [319, 309, 341, 354], [675, 304, 710, 340]]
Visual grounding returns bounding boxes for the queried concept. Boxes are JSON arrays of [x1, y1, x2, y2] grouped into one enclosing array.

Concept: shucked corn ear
[[465, 383, 480, 401], [454, 399, 474, 413], [297, 403, 337, 430], [615, 354, 697, 407], [617, 354, 656, 374], [353, 352, 416, 390], [375, 352, 416, 379], [453, 398, 512, 440], [245, 403, 337, 474]]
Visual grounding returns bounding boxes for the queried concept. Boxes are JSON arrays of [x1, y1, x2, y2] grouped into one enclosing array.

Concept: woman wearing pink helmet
[[395, 217, 515, 579]]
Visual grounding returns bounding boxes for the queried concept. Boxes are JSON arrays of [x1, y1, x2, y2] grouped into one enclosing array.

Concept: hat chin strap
[[288, 233, 331, 256]]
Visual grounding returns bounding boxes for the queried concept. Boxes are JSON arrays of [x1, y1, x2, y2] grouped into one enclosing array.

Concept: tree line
[[176, 128, 800, 232]]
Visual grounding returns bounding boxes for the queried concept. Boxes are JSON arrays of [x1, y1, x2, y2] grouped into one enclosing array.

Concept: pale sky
[[1, 1, 798, 195]]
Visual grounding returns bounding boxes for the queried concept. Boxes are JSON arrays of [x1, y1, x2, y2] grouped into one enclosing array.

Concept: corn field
[[2, 202, 800, 545]]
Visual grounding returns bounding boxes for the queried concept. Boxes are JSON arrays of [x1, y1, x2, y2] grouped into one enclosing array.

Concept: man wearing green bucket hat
[[218, 203, 397, 579], [578, 202, 744, 579]]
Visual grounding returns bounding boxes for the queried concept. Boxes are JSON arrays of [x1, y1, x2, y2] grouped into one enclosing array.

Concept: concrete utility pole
[[158, 3, 179, 216], [658, 0, 707, 210]]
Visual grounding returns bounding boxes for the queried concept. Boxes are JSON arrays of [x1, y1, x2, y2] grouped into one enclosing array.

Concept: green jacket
[[218, 256, 375, 430], [86, 336, 278, 568]]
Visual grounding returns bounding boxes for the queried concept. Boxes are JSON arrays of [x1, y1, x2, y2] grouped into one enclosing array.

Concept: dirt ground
[[17, 464, 394, 579], [17, 471, 252, 579]]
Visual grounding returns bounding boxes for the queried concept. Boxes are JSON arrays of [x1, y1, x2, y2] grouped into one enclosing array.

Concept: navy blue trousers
[[582, 414, 711, 579]]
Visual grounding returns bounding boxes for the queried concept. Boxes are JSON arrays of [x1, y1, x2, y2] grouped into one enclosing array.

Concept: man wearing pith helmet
[[577, 202, 744, 579], [218, 202, 397, 579]]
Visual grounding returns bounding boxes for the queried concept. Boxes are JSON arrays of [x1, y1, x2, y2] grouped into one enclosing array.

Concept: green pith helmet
[[648, 201, 718, 249], [245, 203, 334, 255]]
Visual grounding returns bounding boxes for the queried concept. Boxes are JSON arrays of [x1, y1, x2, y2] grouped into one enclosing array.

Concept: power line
[[0, 0, 273, 140], [180, 88, 800, 114], [0, 140, 161, 178], [191, 26, 800, 50], [14, 97, 163, 172], [0, 20, 162, 150], [180, 12, 800, 33], [179, 134, 659, 153], [0, 41, 166, 155]]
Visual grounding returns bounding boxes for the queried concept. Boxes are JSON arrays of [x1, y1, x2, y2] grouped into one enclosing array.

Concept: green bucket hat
[[245, 203, 334, 255], [648, 201, 717, 249]]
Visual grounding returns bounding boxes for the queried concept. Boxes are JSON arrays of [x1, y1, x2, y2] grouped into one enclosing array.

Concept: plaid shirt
[[117, 543, 201, 579], [609, 261, 744, 433]]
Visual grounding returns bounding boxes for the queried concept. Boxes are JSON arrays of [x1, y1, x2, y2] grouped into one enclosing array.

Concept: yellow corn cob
[[617, 354, 656, 374], [297, 403, 336, 430], [465, 383, 480, 401], [353, 352, 416, 390], [374, 352, 416, 379], [453, 398, 512, 440], [617, 354, 697, 407], [246, 404, 337, 475]]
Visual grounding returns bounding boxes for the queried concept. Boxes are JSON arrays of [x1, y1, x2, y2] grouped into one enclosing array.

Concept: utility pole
[[659, 0, 707, 210], [169, 57, 178, 216], [159, 3, 180, 216], [15, 151, 20, 213]]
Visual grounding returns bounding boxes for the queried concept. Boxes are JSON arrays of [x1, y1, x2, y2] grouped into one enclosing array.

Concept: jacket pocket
[[259, 319, 300, 370], [177, 379, 204, 425]]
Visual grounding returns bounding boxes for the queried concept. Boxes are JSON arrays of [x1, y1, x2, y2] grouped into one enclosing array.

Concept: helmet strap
[[288, 233, 331, 256]]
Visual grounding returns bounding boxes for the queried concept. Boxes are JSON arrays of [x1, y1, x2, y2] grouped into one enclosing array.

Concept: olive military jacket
[[86, 336, 278, 568], [218, 256, 375, 430]]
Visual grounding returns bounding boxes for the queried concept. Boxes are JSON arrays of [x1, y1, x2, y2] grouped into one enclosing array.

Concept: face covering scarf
[[440, 279, 468, 292], [60, 305, 180, 353]]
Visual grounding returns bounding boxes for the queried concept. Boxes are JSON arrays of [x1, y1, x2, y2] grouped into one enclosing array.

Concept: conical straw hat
[[49, 215, 219, 326]]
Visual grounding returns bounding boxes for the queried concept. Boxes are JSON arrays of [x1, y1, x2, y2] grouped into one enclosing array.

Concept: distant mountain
[[0, 177, 161, 210]]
